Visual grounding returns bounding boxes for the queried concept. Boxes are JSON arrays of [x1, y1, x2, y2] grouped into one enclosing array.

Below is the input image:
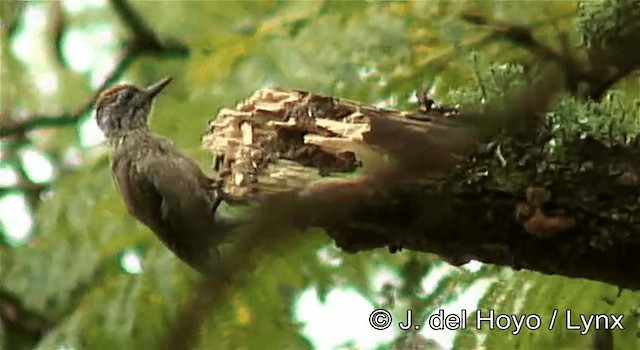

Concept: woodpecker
[[95, 77, 232, 274]]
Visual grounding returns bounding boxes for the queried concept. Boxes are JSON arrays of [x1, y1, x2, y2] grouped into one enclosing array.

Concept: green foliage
[[577, 0, 640, 49], [547, 92, 640, 153], [442, 55, 528, 109], [457, 270, 640, 349], [577, 0, 640, 69]]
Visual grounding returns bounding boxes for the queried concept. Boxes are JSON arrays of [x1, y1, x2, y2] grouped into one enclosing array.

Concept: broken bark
[[202, 87, 640, 291]]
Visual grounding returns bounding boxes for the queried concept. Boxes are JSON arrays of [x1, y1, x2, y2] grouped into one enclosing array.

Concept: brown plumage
[[95, 77, 232, 274]]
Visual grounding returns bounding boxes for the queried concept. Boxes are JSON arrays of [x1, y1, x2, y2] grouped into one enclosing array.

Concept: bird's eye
[[120, 89, 134, 101], [114, 88, 135, 104]]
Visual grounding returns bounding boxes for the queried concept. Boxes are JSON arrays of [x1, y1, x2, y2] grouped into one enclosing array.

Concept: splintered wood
[[202, 87, 457, 202]]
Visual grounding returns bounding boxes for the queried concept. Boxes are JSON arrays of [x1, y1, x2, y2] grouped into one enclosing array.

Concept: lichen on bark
[[202, 74, 640, 291]]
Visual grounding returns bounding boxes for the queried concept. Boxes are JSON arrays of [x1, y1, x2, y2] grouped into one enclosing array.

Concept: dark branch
[[0, 0, 189, 139], [3, 2, 26, 39], [460, 14, 639, 101], [0, 141, 50, 210], [0, 287, 52, 341], [110, 0, 162, 50], [49, 0, 67, 67], [0, 51, 135, 138], [0, 183, 49, 198]]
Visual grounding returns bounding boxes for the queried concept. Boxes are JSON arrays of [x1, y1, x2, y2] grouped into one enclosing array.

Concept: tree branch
[[162, 78, 563, 349], [200, 84, 640, 294], [0, 0, 189, 139], [110, 0, 162, 51], [0, 51, 134, 138], [0, 287, 52, 344], [460, 14, 640, 101]]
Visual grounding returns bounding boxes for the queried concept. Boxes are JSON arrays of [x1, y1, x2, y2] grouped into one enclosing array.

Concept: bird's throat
[[108, 128, 153, 151]]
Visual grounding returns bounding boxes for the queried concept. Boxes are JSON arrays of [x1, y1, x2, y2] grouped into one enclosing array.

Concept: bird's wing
[[135, 155, 224, 273], [139, 156, 217, 234]]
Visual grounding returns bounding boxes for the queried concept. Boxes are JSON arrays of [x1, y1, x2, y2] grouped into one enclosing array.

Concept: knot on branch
[[515, 186, 575, 238]]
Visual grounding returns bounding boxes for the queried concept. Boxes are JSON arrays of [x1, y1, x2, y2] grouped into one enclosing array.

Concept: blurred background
[[1, 1, 639, 349]]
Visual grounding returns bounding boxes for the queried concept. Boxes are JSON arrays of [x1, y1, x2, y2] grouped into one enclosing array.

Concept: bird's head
[[95, 77, 172, 137]]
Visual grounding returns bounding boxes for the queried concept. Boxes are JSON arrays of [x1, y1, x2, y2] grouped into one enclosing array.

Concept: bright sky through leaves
[[120, 250, 143, 274], [0, 194, 33, 245]]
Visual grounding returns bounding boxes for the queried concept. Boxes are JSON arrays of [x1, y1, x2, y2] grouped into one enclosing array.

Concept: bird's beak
[[142, 77, 173, 102]]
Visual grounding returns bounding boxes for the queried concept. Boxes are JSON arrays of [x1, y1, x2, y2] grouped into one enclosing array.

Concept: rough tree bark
[[202, 86, 640, 292]]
